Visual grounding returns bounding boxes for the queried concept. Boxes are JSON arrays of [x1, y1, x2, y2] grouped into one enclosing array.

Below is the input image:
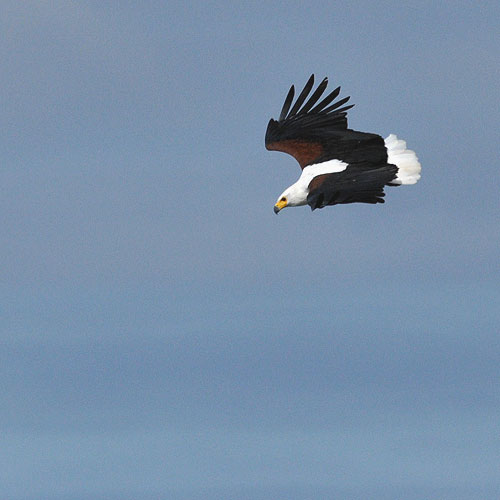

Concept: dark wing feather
[[287, 74, 315, 117], [265, 75, 355, 169], [307, 163, 398, 210], [279, 85, 295, 121], [322, 96, 353, 114], [297, 77, 329, 115], [311, 130, 388, 165], [309, 86, 341, 114]]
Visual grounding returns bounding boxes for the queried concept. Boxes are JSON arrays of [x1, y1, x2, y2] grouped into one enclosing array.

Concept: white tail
[[385, 134, 421, 185]]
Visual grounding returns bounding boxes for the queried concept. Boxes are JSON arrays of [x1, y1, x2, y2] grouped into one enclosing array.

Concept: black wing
[[265, 75, 355, 168], [307, 163, 399, 210]]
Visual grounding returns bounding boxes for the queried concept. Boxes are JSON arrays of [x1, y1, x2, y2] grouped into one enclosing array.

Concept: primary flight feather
[[266, 75, 421, 213]]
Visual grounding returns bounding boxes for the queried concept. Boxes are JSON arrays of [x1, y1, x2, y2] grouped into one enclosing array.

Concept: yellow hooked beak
[[274, 198, 287, 214]]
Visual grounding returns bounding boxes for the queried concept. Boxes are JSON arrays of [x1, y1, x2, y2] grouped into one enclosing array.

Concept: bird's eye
[[280, 197, 287, 202]]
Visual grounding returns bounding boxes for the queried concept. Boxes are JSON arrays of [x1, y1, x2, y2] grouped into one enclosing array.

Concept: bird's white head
[[274, 181, 308, 214]]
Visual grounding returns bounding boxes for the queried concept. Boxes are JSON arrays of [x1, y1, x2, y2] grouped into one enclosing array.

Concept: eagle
[[266, 75, 421, 213]]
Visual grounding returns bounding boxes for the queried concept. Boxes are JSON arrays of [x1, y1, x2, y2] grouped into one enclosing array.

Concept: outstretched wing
[[265, 74, 354, 169]]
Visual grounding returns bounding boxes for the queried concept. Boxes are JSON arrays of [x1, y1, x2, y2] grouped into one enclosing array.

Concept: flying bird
[[266, 75, 421, 213]]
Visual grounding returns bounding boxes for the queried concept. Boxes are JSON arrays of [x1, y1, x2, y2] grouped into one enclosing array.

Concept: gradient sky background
[[2, 1, 500, 499]]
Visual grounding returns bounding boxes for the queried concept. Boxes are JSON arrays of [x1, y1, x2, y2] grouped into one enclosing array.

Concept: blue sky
[[1, 1, 500, 499]]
